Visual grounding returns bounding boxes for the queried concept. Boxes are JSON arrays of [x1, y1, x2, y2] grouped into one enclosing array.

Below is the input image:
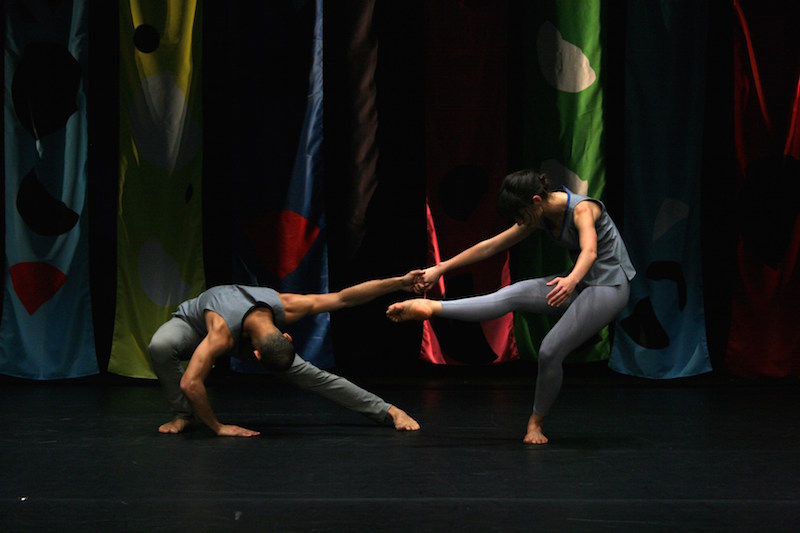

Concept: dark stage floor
[[1, 370, 799, 532]]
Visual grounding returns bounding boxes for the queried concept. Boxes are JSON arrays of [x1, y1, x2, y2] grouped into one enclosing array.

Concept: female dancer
[[387, 169, 635, 444]]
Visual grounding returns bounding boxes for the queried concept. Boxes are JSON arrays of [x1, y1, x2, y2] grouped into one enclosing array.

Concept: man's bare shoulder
[[279, 293, 322, 323]]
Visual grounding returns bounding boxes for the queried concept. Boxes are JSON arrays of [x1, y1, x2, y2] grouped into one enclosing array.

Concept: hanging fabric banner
[[421, 1, 515, 365], [609, 0, 711, 378], [225, 0, 331, 370], [324, 0, 378, 273], [725, 0, 800, 378], [108, 0, 205, 378], [518, 0, 609, 362], [1, 0, 97, 379]]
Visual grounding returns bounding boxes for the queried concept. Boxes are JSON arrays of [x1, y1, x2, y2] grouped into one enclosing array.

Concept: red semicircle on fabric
[[246, 210, 320, 280], [10, 261, 67, 314]]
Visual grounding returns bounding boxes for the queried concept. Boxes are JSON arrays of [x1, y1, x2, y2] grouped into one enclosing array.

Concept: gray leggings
[[148, 317, 391, 424], [440, 277, 630, 416]]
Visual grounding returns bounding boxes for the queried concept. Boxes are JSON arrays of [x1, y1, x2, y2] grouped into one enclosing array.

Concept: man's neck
[[242, 307, 275, 341]]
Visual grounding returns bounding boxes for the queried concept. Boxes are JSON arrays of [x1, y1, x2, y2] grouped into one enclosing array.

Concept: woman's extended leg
[[387, 278, 564, 323]]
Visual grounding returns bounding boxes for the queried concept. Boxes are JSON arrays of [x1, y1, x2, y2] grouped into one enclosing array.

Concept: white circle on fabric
[[653, 198, 690, 242], [138, 237, 192, 308], [537, 21, 596, 93], [129, 72, 201, 171]]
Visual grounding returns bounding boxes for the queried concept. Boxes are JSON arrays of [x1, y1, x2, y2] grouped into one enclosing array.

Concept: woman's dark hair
[[254, 331, 295, 372], [496, 169, 551, 221]]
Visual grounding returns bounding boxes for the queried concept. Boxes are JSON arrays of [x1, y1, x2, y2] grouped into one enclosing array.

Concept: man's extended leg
[[279, 354, 419, 431]]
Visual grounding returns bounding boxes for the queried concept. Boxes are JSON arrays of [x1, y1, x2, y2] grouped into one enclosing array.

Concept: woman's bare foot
[[387, 405, 421, 431], [386, 299, 439, 322], [523, 413, 548, 444], [158, 417, 192, 434]]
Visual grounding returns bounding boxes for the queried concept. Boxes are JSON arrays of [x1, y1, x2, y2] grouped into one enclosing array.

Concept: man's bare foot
[[387, 405, 420, 431], [386, 299, 438, 322], [523, 413, 548, 444], [158, 417, 192, 434]]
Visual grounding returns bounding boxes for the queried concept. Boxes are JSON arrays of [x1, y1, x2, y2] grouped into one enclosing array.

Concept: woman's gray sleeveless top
[[546, 188, 636, 286]]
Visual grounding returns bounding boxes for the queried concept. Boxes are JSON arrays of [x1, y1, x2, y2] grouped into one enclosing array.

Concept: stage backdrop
[[609, 0, 712, 378], [108, 0, 206, 378], [516, 0, 610, 363], [218, 0, 331, 371], [421, 1, 516, 365], [725, 0, 800, 378], [1, 0, 97, 379], [320, 1, 427, 372]]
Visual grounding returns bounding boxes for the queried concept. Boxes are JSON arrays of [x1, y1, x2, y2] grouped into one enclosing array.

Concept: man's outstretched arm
[[281, 269, 423, 323]]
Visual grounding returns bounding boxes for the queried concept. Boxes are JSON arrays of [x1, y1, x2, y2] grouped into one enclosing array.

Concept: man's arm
[[281, 269, 423, 323], [180, 312, 260, 437]]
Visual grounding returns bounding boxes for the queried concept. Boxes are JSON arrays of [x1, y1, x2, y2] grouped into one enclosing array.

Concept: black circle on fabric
[[16, 168, 79, 236], [11, 41, 81, 140], [134, 24, 161, 53]]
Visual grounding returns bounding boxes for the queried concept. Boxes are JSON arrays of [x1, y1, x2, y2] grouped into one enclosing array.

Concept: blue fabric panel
[[230, 0, 331, 370], [609, 0, 711, 378], [1, 0, 97, 379]]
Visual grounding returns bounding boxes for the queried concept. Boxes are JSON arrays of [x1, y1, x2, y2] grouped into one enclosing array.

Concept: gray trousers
[[440, 277, 630, 416], [148, 317, 391, 425]]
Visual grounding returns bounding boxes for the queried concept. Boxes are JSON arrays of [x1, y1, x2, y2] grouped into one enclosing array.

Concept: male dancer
[[150, 271, 423, 437]]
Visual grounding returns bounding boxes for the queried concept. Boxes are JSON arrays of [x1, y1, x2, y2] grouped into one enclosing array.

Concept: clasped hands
[[402, 267, 440, 294]]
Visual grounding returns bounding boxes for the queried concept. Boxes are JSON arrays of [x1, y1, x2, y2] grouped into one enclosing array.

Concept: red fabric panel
[[421, 2, 516, 365], [245, 210, 321, 281], [726, 0, 800, 378]]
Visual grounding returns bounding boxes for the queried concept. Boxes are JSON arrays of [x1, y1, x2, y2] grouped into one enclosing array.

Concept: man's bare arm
[[282, 270, 423, 323], [179, 312, 260, 437]]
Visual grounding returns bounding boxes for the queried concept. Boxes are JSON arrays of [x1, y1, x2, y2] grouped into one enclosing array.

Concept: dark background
[[43, 1, 735, 378]]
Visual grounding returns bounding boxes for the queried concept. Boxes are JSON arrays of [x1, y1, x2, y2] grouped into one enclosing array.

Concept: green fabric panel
[[109, 0, 205, 378], [517, 0, 608, 362]]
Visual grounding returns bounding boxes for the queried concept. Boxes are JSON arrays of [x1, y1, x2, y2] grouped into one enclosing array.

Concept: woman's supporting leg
[[523, 281, 629, 444], [532, 281, 630, 417]]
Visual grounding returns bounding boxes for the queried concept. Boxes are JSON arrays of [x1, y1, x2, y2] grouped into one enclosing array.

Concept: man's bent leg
[[149, 317, 203, 421]]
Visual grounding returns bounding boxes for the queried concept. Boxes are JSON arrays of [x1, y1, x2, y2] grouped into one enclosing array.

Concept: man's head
[[252, 330, 295, 372]]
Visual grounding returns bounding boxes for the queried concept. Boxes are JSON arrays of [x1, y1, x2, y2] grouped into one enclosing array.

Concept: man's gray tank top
[[544, 188, 636, 286], [173, 285, 287, 350]]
